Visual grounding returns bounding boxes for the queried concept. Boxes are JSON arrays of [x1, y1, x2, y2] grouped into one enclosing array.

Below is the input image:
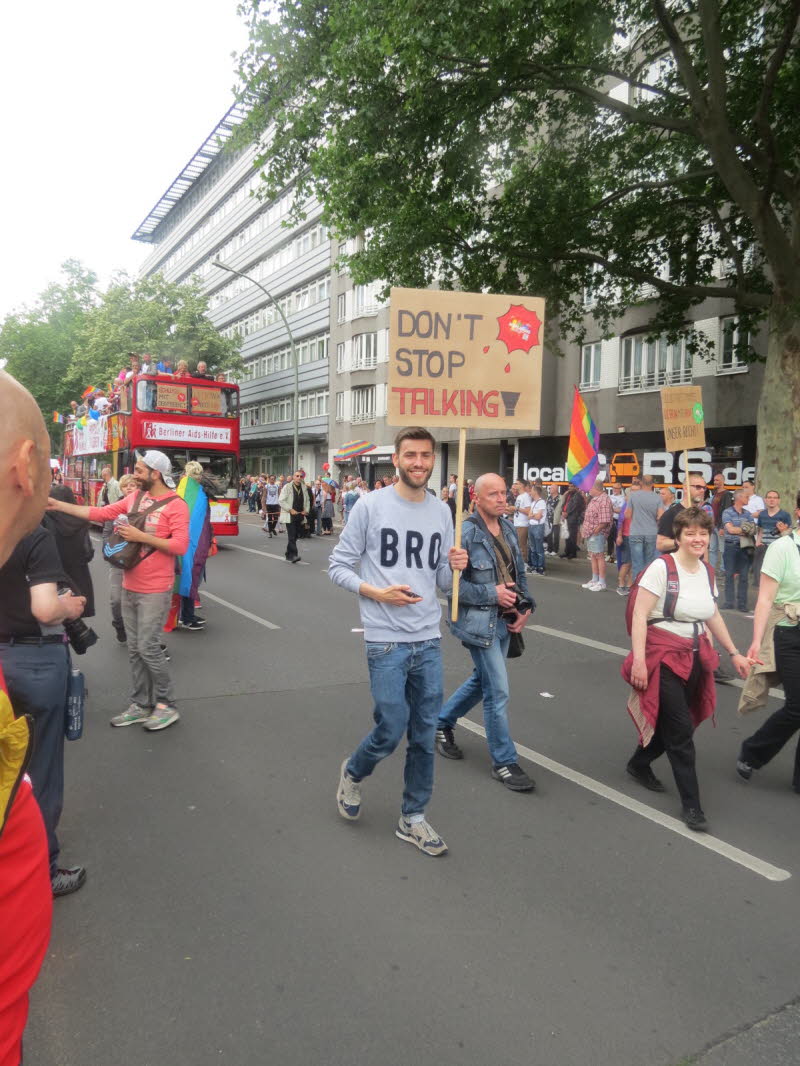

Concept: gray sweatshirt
[[328, 487, 454, 642]]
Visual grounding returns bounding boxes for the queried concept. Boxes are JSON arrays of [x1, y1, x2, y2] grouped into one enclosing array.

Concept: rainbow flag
[[53, 411, 64, 424], [566, 386, 600, 490], [80, 385, 96, 399]]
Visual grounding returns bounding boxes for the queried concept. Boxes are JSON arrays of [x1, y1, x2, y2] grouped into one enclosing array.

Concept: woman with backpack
[[622, 506, 751, 832]]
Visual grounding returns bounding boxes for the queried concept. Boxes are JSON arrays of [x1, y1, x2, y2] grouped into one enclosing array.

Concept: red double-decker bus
[[62, 373, 241, 536]]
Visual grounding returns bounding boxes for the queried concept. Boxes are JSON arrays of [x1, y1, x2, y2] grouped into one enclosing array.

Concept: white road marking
[[201, 591, 280, 630], [526, 623, 785, 700], [225, 543, 310, 566], [456, 719, 791, 882]]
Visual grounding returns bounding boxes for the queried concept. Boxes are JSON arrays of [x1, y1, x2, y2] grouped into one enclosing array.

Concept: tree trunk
[[755, 303, 800, 512]]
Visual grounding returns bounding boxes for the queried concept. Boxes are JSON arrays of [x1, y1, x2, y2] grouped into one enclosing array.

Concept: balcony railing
[[618, 366, 692, 393]]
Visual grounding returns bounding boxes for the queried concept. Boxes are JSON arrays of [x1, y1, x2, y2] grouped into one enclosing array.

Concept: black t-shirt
[[657, 501, 684, 548], [0, 527, 65, 637]]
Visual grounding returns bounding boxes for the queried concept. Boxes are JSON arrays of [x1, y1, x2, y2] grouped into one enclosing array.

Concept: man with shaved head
[[436, 473, 536, 792], [0, 371, 54, 1066]]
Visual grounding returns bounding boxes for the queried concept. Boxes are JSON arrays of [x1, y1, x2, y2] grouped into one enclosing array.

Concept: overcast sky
[[0, 0, 251, 319]]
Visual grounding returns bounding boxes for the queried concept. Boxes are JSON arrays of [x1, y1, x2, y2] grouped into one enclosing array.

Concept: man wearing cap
[[47, 450, 190, 731]]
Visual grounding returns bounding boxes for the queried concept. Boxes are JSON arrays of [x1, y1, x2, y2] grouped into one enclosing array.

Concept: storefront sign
[[660, 385, 705, 450], [156, 383, 188, 412], [522, 449, 755, 486], [388, 287, 545, 429], [142, 421, 232, 446]]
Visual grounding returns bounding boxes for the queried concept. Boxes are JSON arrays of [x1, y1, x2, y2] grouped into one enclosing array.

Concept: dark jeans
[[563, 520, 579, 558], [740, 626, 800, 789], [0, 640, 70, 874], [629, 655, 703, 810], [723, 541, 752, 610], [180, 595, 195, 624], [752, 544, 767, 587], [547, 525, 561, 555], [285, 514, 306, 560], [265, 504, 279, 533]]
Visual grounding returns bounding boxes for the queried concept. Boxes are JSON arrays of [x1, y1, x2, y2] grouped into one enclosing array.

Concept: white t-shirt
[[448, 482, 457, 498], [745, 495, 765, 516], [528, 498, 547, 527], [639, 556, 718, 638], [513, 492, 532, 527]]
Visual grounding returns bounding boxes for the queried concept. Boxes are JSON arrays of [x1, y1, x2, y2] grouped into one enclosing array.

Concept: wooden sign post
[[387, 287, 545, 620], [659, 385, 706, 491]]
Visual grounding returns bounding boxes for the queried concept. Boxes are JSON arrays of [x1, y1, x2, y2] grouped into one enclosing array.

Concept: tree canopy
[[236, 0, 800, 493], [0, 263, 242, 440]]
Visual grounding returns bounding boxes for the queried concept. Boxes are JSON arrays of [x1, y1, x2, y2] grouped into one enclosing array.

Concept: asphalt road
[[25, 513, 800, 1066]]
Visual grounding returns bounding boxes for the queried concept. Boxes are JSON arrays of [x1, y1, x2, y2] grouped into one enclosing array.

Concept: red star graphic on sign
[[496, 304, 542, 355]]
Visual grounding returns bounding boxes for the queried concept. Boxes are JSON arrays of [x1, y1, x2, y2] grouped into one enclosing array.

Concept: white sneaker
[[336, 759, 361, 820], [395, 816, 447, 856], [581, 579, 599, 589], [589, 583, 606, 591]]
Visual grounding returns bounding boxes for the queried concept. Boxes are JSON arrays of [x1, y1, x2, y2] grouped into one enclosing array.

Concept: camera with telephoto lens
[[59, 586, 98, 654], [499, 585, 534, 620]]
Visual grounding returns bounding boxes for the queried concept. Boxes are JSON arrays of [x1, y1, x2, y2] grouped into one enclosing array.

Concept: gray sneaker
[[395, 817, 448, 856], [110, 704, 150, 727], [143, 705, 180, 731], [337, 759, 361, 820]]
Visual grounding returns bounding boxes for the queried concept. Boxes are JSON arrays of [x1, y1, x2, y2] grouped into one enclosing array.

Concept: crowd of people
[[3, 360, 800, 1062], [328, 428, 800, 855], [58, 353, 228, 424]]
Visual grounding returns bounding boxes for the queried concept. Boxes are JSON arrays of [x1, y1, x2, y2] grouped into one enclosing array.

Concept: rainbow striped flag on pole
[[566, 386, 600, 490], [53, 411, 64, 424]]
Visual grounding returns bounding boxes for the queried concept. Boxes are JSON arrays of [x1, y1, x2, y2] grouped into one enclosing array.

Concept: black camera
[[58, 585, 98, 654], [500, 585, 535, 620], [64, 617, 98, 655]]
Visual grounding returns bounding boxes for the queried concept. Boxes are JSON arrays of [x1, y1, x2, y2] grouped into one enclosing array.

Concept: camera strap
[[491, 532, 517, 587]]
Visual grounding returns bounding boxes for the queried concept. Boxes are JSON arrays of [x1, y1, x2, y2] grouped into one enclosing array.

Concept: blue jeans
[[723, 542, 752, 610], [439, 627, 518, 766], [709, 530, 721, 572], [629, 534, 657, 580], [0, 640, 70, 874], [528, 524, 546, 572], [347, 639, 443, 817]]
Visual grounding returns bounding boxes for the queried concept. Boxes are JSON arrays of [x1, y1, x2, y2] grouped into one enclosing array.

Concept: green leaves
[[235, 0, 799, 345], [0, 263, 242, 429]]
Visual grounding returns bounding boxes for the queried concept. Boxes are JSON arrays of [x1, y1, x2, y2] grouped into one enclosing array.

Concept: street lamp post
[[212, 259, 299, 473]]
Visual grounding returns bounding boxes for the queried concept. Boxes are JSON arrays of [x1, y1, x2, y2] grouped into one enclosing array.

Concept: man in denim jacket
[[436, 473, 536, 791]]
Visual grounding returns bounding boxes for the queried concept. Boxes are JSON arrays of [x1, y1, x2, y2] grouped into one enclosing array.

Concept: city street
[[26, 514, 800, 1066]]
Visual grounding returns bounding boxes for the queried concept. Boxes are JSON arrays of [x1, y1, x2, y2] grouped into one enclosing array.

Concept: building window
[[351, 385, 376, 424], [719, 317, 749, 373], [352, 332, 377, 370], [336, 342, 347, 373], [298, 389, 329, 420], [580, 343, 601, 388], [353, 282, 383, 317], [335, 391, 345, 422], [264, 396, 293, 424], [337, 293, 347, 323], [619, 335, 692, 393]]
